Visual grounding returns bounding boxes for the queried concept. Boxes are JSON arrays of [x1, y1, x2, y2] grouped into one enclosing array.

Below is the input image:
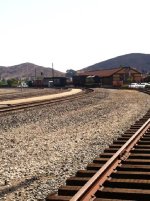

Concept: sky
[[0, 0, 150, 72]]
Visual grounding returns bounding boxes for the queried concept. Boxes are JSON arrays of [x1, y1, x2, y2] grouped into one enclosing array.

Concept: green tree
[[66, 69, 76, 78], [0, 79, 7, 87], [7, 79, 18, 87]]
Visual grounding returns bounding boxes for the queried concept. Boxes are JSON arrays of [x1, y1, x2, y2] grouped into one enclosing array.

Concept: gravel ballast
[[0, 88, 150, 201]]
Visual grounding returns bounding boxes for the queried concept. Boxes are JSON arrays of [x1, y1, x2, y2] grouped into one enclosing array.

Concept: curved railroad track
[[0, 88, 93, 115], [46, 89, 150, 201], [0, 88, 69, 101]]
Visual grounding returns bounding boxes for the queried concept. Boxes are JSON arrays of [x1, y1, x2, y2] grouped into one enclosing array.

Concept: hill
[[0, 63, 64, 80], [82, 53, 150, 73]]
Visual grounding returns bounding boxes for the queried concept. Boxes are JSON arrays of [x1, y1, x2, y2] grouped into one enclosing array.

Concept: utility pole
[[35, 68, 37, 88], [52, 62, 54, 86], [35, 68, 37, 80]]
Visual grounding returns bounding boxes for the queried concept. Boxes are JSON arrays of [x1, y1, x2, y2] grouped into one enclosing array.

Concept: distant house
[[78, 67, 142, 87]]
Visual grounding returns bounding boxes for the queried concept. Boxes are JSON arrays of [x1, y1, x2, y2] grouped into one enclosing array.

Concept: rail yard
[[0, 88, 69, 102], [0, 88, 150, 201], [0, 88, 83, 115]]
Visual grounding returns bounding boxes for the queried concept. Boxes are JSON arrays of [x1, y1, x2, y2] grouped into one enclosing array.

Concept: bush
[[7, 79, 19, 87]]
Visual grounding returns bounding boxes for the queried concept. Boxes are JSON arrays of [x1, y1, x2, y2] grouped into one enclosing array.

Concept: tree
[[66, 69, 76, 78], [7, 79, 18, 87], [0, 79, 7, 87]]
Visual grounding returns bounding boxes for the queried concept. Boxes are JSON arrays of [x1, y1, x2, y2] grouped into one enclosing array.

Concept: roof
[[78, 67, 141, 77], [78, 67, 122, 77]]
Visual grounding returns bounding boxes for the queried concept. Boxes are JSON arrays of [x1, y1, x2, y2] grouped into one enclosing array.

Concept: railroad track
[[0, 88, 92, 115], [0, 89, 68, 101], [46, 108, 150, 201], [140, 88, 150, 95]]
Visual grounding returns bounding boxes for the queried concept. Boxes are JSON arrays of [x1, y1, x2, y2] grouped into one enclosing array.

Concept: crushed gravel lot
[[0, 88, 150, 201]]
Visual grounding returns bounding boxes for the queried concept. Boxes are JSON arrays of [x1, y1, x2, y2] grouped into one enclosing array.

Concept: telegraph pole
[[52, 62, 54, 86], [35, 68, 37, 88]]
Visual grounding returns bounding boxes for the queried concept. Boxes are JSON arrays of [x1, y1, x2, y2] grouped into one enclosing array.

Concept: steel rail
[[0, 89, 68, 101], [70, 118, 150, 201], [0, 89, 93, 114]]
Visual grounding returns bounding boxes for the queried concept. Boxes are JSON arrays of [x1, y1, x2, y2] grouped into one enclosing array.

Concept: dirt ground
[[0, 88, 81, 105], [0, 88, 150, 201], [0, 88, 18, 94]]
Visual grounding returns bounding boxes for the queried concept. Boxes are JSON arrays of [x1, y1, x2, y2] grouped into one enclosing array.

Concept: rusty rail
[[70, 119, 150, 201], [46, 89, 150, 201], [46, 109, 150, 201]]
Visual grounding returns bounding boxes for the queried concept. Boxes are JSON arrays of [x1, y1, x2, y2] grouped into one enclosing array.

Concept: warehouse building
[[43, 77, 66, 87], [78, 67, 142, 87], [33, 77, 66, 88]]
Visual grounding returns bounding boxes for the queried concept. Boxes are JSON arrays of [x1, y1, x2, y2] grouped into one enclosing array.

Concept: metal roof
[[78, 67, 141, 77]]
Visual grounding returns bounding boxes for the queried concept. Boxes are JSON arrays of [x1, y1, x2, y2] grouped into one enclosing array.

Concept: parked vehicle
[[17, 82, 28, 88], [141, 83, 150, 88], [129, 82, 150, 89], [145, 83, 150, 88], [128, 83, 139, 88], [138, 83, 146, 89]]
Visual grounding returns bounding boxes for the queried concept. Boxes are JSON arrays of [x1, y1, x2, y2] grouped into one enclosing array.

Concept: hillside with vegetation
[[82, 53, 150, 73], [0, 62, 64, 80]]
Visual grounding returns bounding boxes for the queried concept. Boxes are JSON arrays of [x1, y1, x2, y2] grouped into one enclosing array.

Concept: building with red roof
[[77, 67, 142, 87]]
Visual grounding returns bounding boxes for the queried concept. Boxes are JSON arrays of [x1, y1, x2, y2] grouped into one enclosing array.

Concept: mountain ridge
[[82, 53, 150, 73], [0, 62, 64, 80]]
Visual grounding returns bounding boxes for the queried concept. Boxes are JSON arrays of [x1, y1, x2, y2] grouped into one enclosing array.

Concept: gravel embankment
[[0, 88, 150, 201], [0, 88, 69, 102]]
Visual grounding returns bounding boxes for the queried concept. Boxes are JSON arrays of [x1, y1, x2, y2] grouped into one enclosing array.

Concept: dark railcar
[[73, 75, 101, 87], [72, 75, 87, 87], [43, 77, 66, 87], [85, 75, 101, 87]]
